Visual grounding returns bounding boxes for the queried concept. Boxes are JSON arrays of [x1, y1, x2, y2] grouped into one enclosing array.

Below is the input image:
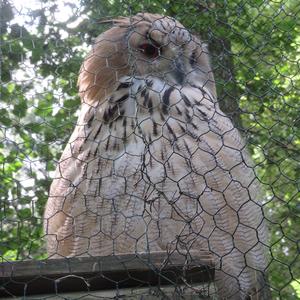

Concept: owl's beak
[[172, 58, 185, 85]]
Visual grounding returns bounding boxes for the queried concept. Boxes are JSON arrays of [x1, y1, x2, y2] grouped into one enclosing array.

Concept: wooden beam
[[0, 251, 214, 297]]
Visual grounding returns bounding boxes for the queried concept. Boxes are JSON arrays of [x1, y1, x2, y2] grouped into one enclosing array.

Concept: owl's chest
[[75, 77, 216, 195]]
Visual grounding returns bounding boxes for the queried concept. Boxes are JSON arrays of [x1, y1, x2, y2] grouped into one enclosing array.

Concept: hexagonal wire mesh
[[0, 0, 299, 299]]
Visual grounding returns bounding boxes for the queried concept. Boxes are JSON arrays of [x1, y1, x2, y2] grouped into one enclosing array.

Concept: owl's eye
[[139, 43, 160, 58]]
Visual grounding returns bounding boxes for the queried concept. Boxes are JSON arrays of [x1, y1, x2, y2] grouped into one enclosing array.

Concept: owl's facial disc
[[133, 38, 187, 85], [126, 20, 206, 86]]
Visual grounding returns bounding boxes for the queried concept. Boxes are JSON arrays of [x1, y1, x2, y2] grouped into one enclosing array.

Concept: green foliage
[[0, 0, 299, 298]]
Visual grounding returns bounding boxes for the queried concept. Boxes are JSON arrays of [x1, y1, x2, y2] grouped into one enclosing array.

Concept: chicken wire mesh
[[0, 0, 299, 299]]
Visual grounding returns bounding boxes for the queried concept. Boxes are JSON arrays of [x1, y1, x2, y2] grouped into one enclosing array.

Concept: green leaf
[[12, 100, 28, 118], [0, 109, 12, 126]]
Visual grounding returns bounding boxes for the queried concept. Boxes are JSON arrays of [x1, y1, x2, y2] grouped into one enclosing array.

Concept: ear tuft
[[97, 16, 132, 28]]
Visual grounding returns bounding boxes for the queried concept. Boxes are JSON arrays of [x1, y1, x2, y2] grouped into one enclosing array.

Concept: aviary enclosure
[[0, 1, 299, 299]]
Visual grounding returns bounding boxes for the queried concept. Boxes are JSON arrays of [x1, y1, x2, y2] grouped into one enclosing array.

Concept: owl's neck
[[76, 75, 217, 157], [97, 76, 214, 123]]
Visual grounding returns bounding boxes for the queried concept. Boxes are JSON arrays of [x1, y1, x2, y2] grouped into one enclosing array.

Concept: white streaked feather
[[44, 13, 269, 299]]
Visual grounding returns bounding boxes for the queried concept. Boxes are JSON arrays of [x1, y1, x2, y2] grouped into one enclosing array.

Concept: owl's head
[[78, 13, 216, 105]]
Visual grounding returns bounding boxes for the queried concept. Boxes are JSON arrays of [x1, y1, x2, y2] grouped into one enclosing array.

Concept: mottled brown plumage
[[44, 13, 269, 299]]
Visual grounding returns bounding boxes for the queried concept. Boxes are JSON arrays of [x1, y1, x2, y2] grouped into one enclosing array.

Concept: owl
[[44, 13, 270, 299]]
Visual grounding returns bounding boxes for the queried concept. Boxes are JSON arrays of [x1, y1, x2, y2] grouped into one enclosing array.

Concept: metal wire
[[0, 1, 299, 299]]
